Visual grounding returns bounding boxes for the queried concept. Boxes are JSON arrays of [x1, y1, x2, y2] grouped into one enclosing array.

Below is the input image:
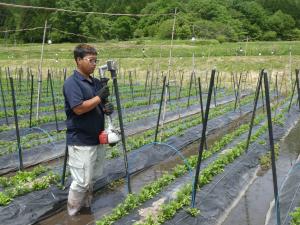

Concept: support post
[[154, 76, 167, 142], [263, 70, 281, 225], [108, 60, 131, 193], [9, 72, 23, 170], [191, 69, 215, 207]]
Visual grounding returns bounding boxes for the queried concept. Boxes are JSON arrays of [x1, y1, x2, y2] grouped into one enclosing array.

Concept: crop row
[[0, 165, 60, 206], [134, 101, 291, 224], [95, 95, 289, 224], [108, 93, 254, 158]]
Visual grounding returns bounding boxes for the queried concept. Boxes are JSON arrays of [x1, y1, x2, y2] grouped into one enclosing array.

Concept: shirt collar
[[74, 70, 94, 83]]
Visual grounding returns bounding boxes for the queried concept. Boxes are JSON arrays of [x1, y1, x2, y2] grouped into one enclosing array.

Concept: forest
[[0, 0, 300, 43]]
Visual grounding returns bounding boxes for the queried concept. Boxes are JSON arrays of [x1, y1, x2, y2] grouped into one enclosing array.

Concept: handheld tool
[[98, 64, 120, 146]]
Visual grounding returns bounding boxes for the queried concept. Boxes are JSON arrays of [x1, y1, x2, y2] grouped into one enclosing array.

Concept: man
[[63, 44, 114, 216]]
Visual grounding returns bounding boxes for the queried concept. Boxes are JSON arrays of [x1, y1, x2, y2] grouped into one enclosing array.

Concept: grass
[[0, 40, 299, 76]]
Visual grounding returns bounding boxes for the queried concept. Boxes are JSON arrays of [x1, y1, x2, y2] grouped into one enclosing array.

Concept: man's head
[[74, 44, 98, 76]]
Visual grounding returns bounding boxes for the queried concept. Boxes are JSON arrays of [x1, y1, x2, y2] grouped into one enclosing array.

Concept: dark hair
[[73, 44, 97, 62]]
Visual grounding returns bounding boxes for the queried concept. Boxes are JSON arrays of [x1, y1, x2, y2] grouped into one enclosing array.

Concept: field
[[0, 40, 299, 225]]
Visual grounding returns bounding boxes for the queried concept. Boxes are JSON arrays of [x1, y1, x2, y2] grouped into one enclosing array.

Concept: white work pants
[[67, 144, 105, 216]]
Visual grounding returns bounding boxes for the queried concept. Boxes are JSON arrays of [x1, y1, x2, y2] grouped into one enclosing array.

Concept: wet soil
[[222, 119, 300, 225], [37, 107, 253, 225]]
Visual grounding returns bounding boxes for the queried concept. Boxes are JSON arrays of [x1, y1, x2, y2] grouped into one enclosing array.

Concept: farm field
[[0, 40, 299, 225]]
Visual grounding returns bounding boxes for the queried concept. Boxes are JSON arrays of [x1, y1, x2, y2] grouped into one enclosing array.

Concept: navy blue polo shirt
[[63, 70, 105, 146]]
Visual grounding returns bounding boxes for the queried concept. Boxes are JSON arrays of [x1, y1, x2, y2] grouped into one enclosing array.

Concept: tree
[[112, 16, 136, 40]]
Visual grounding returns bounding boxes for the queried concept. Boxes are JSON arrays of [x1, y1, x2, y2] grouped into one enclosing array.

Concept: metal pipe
[[263, 70, 281, 225], [245, 70, 263, 152], [191, 69, 215, 208], [198, 77, 208, 150], [9, 72, 23, 170], [0, 69, 8, 125], [49, 70, 59, 131], [29, 74, 34, 128], [108, 60, 132, 193], [154, 76, 167, 143]]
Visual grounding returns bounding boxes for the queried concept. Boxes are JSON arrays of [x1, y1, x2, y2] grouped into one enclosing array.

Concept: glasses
[[83, 57, 98, 64]]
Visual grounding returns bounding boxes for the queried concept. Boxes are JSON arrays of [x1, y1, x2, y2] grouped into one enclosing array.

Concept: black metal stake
[[108, 61, 131, 193], [187, 72, 193, 108], [295, 69, 300, 110], [234, 73, 242, 111], [144, 70, 149, 96], [198, 77, 208, 150], [178, 71, 184, 99], [46, 70, 50, 97], [0, 72, 8, 125], [63, 68, 67, 81], [9, 75, 23, 170], [193, 71, 198, 98], [261, 79, 265, 112], [49, 71, 59, 131], [129, 71, 134, 101], [29, 73, 34, 128], [245, 70, 263, 151], [154, 76, 167, 143], [191, 69, 215, 208], [61, 144, 68, 187], [288, 80, 297, 112], [263, 71, 281, 225], [275, 72, 279, 102], [148, 71, 154, 105]]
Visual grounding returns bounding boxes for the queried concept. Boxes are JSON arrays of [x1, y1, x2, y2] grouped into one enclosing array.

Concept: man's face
[[77, 54, 97, 76]]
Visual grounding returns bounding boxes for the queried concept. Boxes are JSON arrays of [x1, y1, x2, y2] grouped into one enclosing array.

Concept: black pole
[[234, 73, 242, 111], [129, 71, 134, 101], [148, 71, 154, 105], [288, 76, 297, 112], [26, 67, 30, 93], [245, 70, 263, 152], [187, 72, 193, 108], [9, 74, 23, 171], [49, 70, 59, 131], [295, 69, 300, 110], [178, 71, 184, 99], [263, 70, 281, 225], [174, 70, 178, 99], [167, 71, 171, 103], [29, 74, 34, 128], [191, 69, 215, 207], [61, 144, 68, 187], [0, 72, 8, 125], [193, 71, 198, 98], [46, 70, 50, 97], [108, 61, 131, 193], [144, 70, 149, 96], [63, 68, 67, 81], [154, 76, 167, 142], [275, 72, 279, 102], [198, 77, 208, 150]]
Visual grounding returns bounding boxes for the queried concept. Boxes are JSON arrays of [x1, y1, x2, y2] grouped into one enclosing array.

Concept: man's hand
[[96, 85, 110, 101], [100, 77, 109, 86], [104, 102, 114, 115]]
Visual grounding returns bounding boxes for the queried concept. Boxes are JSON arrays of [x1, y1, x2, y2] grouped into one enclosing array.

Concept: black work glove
[[96, 85, 110, 101], [103, 102, 114, 115], [100, 77, 109, 86]]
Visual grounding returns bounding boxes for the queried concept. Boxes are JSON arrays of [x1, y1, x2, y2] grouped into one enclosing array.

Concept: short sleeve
[[63, 78, 84, 109]]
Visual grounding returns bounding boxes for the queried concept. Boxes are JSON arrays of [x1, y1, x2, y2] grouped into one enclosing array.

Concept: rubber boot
[[67, 189, 87, 216]]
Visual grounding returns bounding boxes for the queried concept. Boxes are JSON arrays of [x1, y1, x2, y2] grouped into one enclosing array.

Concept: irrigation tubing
[[146, 141, 193, 177]]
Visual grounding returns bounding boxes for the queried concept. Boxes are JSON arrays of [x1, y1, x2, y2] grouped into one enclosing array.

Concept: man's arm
[[73, 96, 101, 115]]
